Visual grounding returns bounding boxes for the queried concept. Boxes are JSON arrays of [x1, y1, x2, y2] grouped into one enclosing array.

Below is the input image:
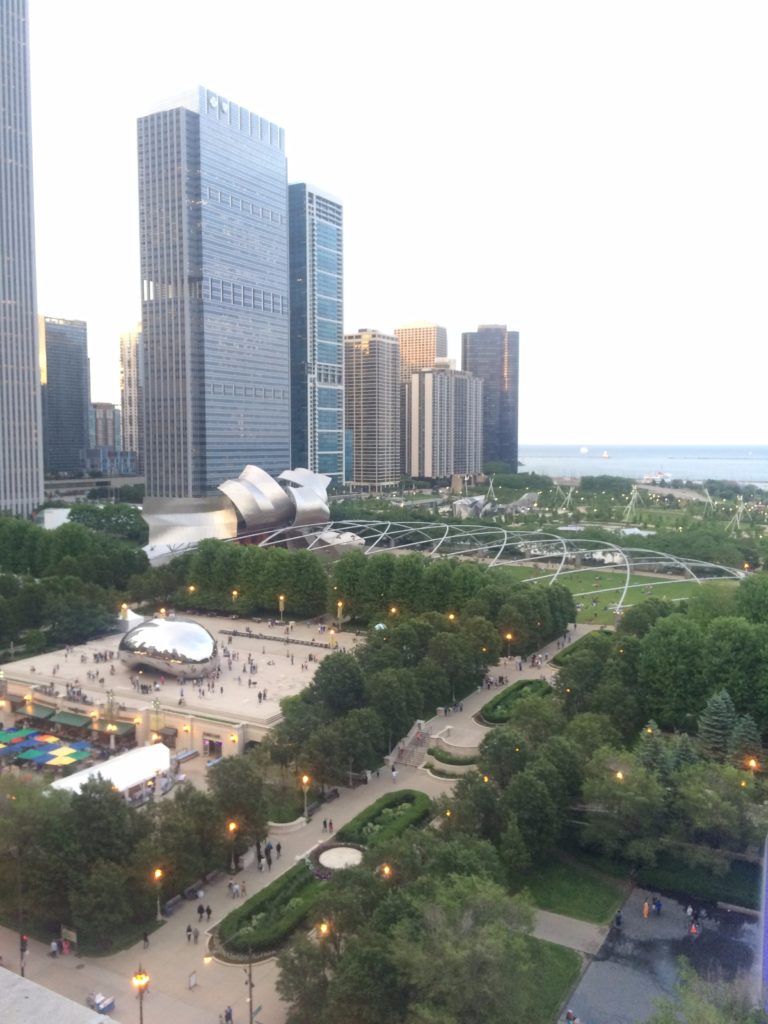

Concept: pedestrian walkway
[[533, 910, 607, 956], [0, 623, 598, 1024]]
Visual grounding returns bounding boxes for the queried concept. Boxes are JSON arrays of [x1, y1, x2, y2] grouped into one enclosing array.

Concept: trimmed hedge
[[480, 678, 551, 723], [336, 789, 433, 847], [426, 746, 478, 766], [218, 861, 324, 954], [218, 789, 433, 955]]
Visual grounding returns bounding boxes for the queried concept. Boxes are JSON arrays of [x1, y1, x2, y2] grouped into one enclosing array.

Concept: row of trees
[[0, 750, 273, 949], [330, 549, 575, 647]]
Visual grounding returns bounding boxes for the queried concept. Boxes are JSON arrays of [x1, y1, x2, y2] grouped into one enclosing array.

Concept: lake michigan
[[518, 444, 768, 486]]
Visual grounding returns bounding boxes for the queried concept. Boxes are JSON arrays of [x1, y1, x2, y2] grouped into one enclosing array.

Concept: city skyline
[[25, 0, 768, 446]]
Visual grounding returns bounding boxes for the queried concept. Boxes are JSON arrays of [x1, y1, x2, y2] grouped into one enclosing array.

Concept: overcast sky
[[28, 0, 767, 445]]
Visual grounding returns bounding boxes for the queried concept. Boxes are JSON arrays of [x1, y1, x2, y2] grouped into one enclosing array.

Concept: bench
[[184, 881, 204, 900], [163, 894, 183, 916]]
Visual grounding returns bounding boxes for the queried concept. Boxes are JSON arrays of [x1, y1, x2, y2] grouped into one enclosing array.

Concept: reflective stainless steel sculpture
[[118, 618, 219, 678]]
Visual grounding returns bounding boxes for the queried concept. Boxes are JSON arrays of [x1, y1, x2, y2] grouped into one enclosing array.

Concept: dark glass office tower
[[39, 317, 90, 475], [461, 325, 519, 469], [0, 0, 43, 515], [138, 88, 291, 499], [289, 184, 344, 483]]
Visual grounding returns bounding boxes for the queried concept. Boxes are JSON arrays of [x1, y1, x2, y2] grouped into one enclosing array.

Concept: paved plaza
[[1, 612, 359, 741]]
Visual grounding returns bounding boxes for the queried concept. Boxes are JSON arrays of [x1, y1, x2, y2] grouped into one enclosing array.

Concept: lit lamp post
[[505, 632, 513, 657], [389, 606, 398, 617], [227, 820, 238, 873], [231, 589, 239, 603], [448, 612, 456, 623], [153, 867, 164, 921], [300, 773, 311, 820], [336, 599, 344, 626], [329, 628, 336, 648], [131, 966, 150, 1024], [279, 593, 286, 624], [188, 584, 196, 595]]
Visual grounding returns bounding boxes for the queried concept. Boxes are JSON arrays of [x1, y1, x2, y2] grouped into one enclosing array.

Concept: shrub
[[636, 854, 759, 910], [219, 861, 323, 954], [481, 678, 551, 723], [426, 746, 478, 766], [336, 790, 432, 847]]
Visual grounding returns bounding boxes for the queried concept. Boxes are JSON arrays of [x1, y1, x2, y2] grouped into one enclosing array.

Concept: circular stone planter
[[318, 846, 363, 869]]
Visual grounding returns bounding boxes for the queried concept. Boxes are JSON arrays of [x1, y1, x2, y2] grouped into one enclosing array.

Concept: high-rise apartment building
[[403, 362, 483, 480], [138, 87, 291, 501], [120, 325, 143, 471], [0, 0, 43, 515], [344, 329, 400, 491], [395, 322, 447, 381], [461, 325, 519, 469], [288, 184, 344, 484], [90, 403, 122, 449], [39, 317, 90, 475]]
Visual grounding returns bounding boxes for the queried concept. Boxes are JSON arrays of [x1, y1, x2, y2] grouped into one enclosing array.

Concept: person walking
[[322, 818, 327, 832], [642, 898, 650, 919], [186, 924, 193, 943], [193, 926, 200, 944], [224, 1005, 234, 1024], [142, 931, 149, 949], [328, 819, 333, 833], [197, 902, 205, 922], [205, 905, 212, 922], [276, 841, 282, 859]]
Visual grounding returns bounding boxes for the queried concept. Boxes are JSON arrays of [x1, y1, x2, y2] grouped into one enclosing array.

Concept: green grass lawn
[[493, 563, 738, 625], [525, 936, 582, 1023], [520, 856, 630, 924]]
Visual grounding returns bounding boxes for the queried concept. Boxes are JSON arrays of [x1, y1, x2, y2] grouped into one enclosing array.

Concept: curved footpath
[[0, 624, 601, 1024]]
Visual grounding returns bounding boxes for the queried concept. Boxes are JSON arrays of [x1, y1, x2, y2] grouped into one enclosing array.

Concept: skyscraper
[[120, 324, 143, 471], [90, 403, 122, 450], [0, 0, 43, 515], [39, 317, 90, 475], [395, 322, 447, 381], [344, 329, 400, 491], [138, 88, 291, 501], [403, 362, 483, 480], [288, 184, 344, 484], [461, 325, 519, 469]]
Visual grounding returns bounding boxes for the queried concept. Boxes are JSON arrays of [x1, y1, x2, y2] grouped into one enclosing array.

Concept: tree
[[702, 616, 768, 712], [671, 762, 755, 851], [72, 859, 137, 949], [207, 753, 268, 845], [68, 503, 149, 543], [504, 771, 561, 856], [617, 597, 676, 637], [478, 727, 529, 787], [309, 652, 366, 715], [637, 616, 706, 728], [388, 876, 535, 1024], [581, 749, 667, 863], [697, 690, 736, 761], [736, 572, 768, 624]]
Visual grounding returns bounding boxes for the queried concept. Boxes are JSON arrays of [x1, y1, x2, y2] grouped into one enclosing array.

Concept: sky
[[27, 0, 767, 445]]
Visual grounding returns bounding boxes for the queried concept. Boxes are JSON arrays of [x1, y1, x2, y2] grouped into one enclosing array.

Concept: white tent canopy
[[51, 742, 171, 796]]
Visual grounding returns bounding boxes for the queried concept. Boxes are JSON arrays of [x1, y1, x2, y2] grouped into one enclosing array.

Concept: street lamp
[[337, 599, 344, 625], [378, 862, 393, 880], [505, 632, 513, 657], [316, 920, 331, 939], [300, 773, 311, 819], [329, 628, 336, 648], [447, 612, 456, 623], [188, 584, 196, 595], [153, 867, 164, 921], [227, 820, 238, 873], [131, 966, 150, 1024], [279, 593, 286, 623], [615, 770, 624, 782], [231, 589, 239, 602], [389, 606, 398, 616]]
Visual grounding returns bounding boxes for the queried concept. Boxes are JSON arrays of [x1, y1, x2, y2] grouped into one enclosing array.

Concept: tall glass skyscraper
[[289, 184, 344, 483], [39, 317, 90, 475], [138, 88, 291, 500], [120, 324, 143, 472], [461, 325, 520, 469], [0, 0, 43, 515]]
